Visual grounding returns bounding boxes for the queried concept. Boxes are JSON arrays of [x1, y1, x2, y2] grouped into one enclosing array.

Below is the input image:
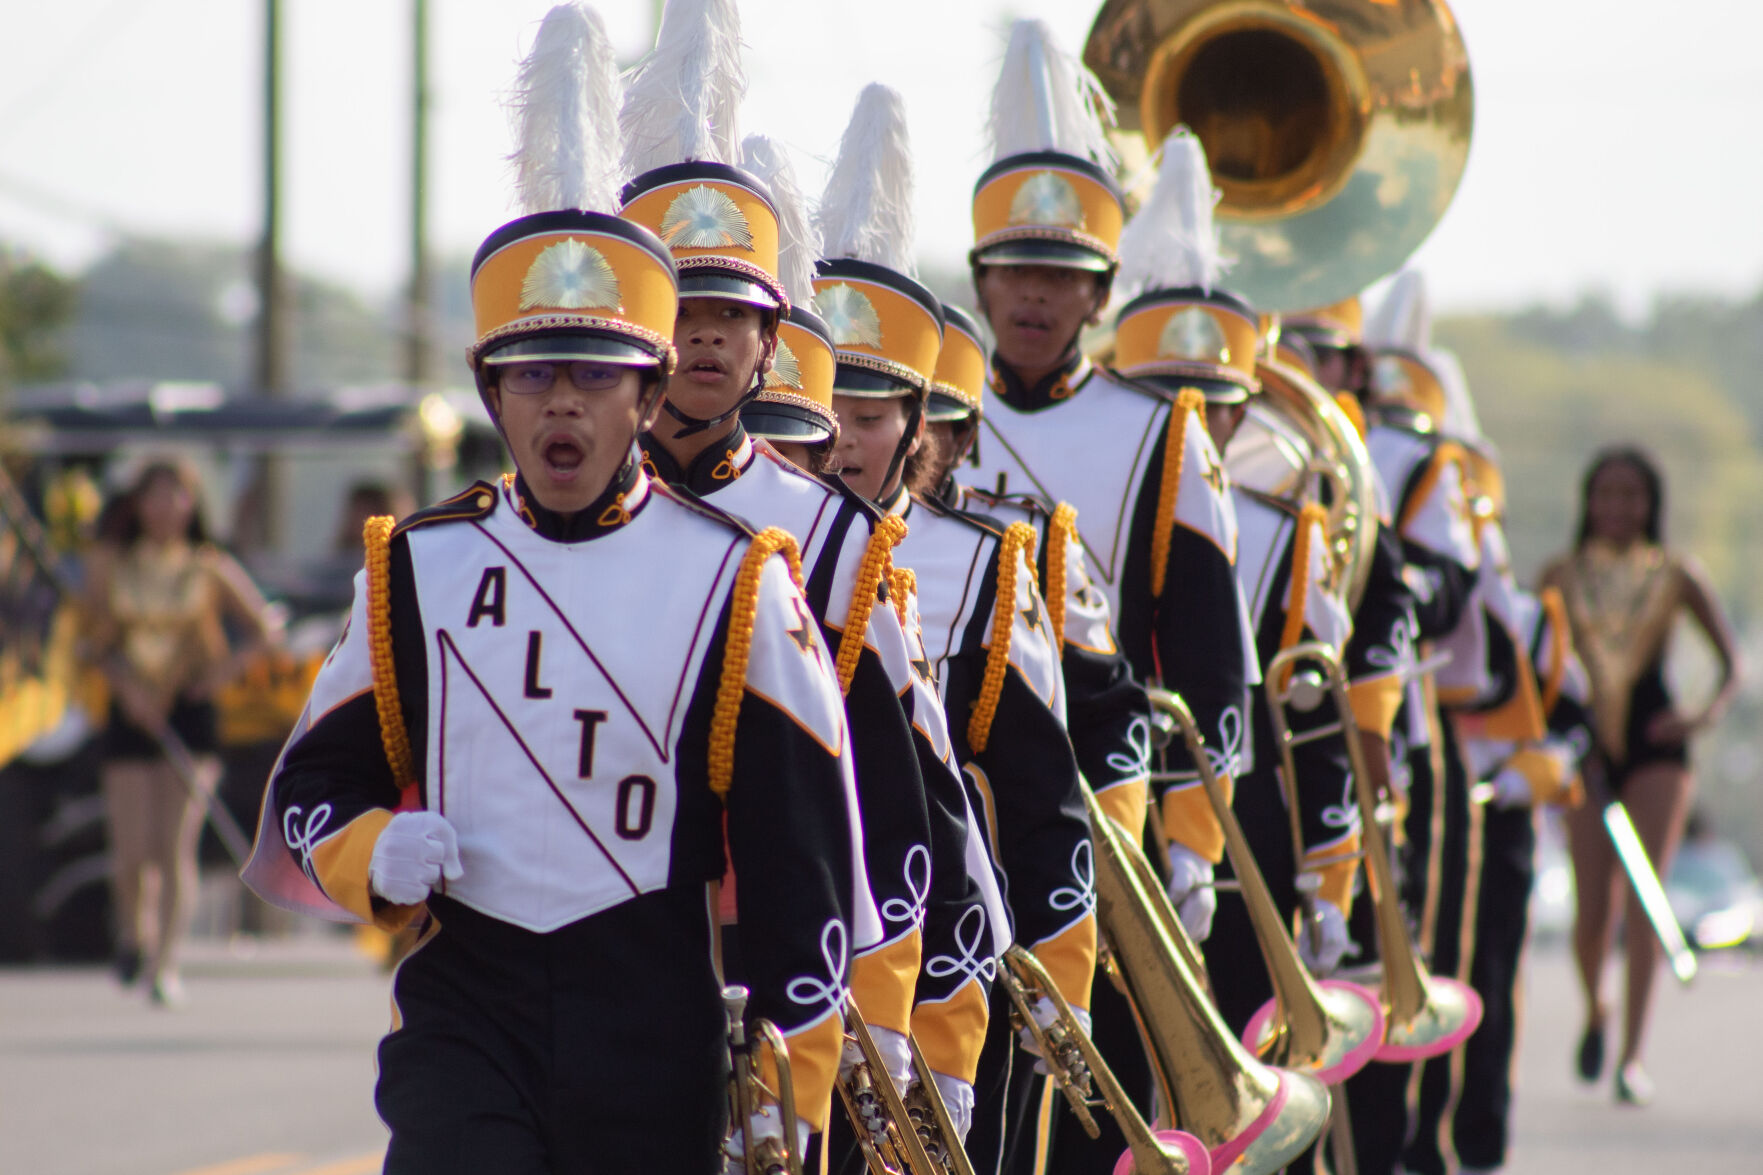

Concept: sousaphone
[[1085, 0, 1473, 313]]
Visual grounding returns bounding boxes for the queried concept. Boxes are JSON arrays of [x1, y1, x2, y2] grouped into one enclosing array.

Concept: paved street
[[2, 927, 1759, 1174]]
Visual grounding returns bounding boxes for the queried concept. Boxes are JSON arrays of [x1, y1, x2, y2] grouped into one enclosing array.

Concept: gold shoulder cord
[[889, 567, 916, 628], [834, 512, 908, 698], [1537, 585, 1570, 716], [363, 516, 416, 786], [968, 521, 1038, 754], [1276, 503, 1330, 690], [1150, 389, 1207, 600], [709, 527, 805, 800], [1046, 501, 1079, 650]]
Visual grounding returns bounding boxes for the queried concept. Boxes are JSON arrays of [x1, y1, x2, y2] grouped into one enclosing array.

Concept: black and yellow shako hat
[[468, 209, 679, 395], [745, 304, 839, 446], [1368, 347, 1447, 423], [1364, 270, 1444, 420], [1284, 296, 1364, 351], [812, 258, 945, 400], [927, 303, 988, 422], [970, 152, 1126, 274], [1113, 285, 1260, 404], [619, 162, 788, 311]]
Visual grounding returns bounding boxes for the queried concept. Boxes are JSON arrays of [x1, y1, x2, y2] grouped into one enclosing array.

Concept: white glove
[[1487, 766, 1535, 810], [1164, 843, 1217, 943], [844, 1023, 914, 1093], [926, 1071, 974, 1142], [368, 811, 463, 905], [1017, 994, 1092, 1066], [724, 1109, 811, 1175], [1296, 900, 1354, 976]]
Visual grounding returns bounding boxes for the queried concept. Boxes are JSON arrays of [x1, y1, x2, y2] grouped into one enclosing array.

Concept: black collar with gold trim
[[639, 425, 755, 497], [989, 352, 1092, 412], [504, 456, 649, 543]]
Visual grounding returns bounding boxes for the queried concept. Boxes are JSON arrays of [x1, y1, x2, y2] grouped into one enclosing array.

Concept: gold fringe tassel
[[709, 527, 805, 799], [969, 522, 1038, 754], [1150, 389, 1207, 600], [834, 513, 908, 698], [1276, 503, 1330, 691], [1047, 502, 1078, 650], [364, 516, 416, 786]]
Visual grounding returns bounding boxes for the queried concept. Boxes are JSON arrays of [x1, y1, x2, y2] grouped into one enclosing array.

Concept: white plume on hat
[[986, 18, 1117, 169], [815, 84, 917, 277], [509, 2, 626, 215], [619, 0, 746, 176], [1429, 347, 1486, 446], [1116, 127, 1228, 299], [740, 135, 820, 307], [1366, 268, 1432, 353]]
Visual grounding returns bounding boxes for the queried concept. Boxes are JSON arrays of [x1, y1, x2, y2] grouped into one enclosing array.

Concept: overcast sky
[[2, 0, 1760, 317]]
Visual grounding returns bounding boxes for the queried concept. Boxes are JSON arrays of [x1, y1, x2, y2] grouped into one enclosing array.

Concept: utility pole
[[251, 0, 289, 554], [406, 0, 433, 394]]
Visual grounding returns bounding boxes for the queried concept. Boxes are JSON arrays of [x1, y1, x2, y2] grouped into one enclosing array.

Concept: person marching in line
[[242, 8, 871, 1170], [615, 4, 995, 1150], [958, 24, 1259, 1174], [806, 80, 1099, 1175], [1429, 352, 1593, 1173], [1356, 271, 1490, 1175], [931, 298, 1158, 1173], [1540, 446, 1739, 1107]]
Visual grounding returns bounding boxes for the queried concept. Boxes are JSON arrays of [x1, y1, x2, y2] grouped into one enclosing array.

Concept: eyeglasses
[[498, 361, 626, 396]]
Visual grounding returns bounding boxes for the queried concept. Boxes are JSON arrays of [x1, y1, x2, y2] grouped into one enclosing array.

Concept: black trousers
[[1452, 804, 1535, 1170], [969, 977, 1032, 1175], [377, 891, 729, 1175], [1402, 723, 1481, 1175]]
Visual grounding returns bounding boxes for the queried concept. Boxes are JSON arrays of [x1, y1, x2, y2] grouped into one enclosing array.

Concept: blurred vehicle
[[1666, 834, 1763, 953]]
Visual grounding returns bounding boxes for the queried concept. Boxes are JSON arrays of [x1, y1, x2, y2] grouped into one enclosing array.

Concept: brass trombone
[[1000, 945, 1210, 1175], [1147, 689, 1384, 1087], [1264, 642, 1483, 1060], [1073, 770, 1330, 1174], [724, 984, 804, 1175]]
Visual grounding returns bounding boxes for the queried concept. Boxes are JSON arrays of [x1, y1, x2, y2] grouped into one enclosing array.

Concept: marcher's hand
[[723, 1108, 810, 1175], [1164, 842, 1217, 942], [1645, 708, 1696, 746], [368, 811, 463, 905], [1296, 900, 1354, 976], [919, 1071, 974, 1142], [846, 1023, 913, 1092], [1487, 767, 1535, 810], [1016, 994, 1091, 1068]]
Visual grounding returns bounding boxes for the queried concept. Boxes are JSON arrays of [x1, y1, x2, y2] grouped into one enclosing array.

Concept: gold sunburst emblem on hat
[[766, 337, 803, 390], [519, 239, 621, 311], [660, 185, 755, 251], [1372, 355, 1412, 401], [1158, 307, 1231, 365], [815, 284, 884, 349], [1008, 171, 1085, 229]]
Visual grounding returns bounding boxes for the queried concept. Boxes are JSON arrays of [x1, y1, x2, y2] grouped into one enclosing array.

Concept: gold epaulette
[[969, 522, 1037, 754], [1150, 389, 1207, 600], [363, 516, 416, 787], [709, 527, 806, 799], [1538, 585, 1570, 716], [1275, 502, 1330, 689], [1047, 501, 1079, 649], [834, 513, 908, 698], [1398, 440, 1469, 534]]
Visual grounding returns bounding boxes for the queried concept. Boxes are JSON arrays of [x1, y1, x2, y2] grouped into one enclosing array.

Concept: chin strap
[[877, 394, 926, 502], [663, 372, 766, 439]]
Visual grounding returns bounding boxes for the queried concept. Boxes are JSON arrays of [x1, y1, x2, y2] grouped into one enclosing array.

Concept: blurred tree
[[0, 247, 77, 395]]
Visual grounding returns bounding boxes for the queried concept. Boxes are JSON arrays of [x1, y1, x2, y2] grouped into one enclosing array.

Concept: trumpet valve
[[901, 1085, 951, 1166], [1286, 670, 1326, 712]]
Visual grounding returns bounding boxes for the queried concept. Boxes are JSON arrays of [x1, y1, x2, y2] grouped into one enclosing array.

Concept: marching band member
[[615, 5, 991, 1144], [242, 9, 869, 1170], [959, 27, 1257, 1172], [809, 80, 1098, 1175]]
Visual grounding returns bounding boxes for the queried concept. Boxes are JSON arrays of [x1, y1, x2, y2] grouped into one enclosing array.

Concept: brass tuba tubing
[[999, 945, 1209, 1175], [1262, 643, 1483, 1061], [724, 985, 804, 1175], [1147, 688, 1383, 1087]]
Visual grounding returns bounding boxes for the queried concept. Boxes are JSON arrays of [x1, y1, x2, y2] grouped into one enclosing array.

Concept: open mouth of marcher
[[543, 438, 584, 475]]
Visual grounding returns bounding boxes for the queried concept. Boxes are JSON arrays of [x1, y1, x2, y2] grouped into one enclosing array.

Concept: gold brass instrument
[[835, 1004, 974, 1175], [1074, 773, 1329, 1173], [724, 985, 804, 1175], [1263, 643, 1483, 1060], [1147, 689, 1383, 1087], [1084, 0, 1473, 313], [999, 945, 1210, 1175]]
